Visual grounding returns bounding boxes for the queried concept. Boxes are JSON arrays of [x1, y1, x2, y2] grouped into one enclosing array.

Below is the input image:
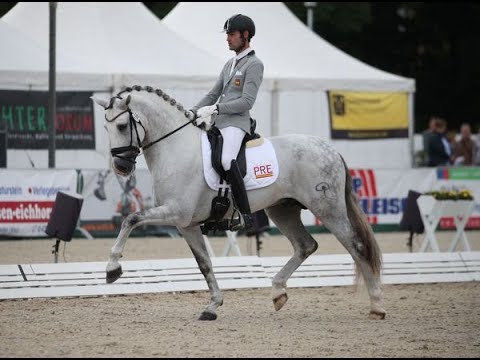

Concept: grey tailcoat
[[192, 50, 264, 133]]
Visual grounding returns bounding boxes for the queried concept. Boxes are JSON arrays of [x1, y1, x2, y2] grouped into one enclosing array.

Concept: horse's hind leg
[[319, 212, 386, 320], [264, 203, 318, 311], [179, 226, 223, 321]]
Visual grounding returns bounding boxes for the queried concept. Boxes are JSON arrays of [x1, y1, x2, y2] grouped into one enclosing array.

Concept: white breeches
[[219, 126, 246, 171]]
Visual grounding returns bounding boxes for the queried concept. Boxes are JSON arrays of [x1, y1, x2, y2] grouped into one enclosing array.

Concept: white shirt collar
[[235, 47, 252, 61], [230, 47, 252, 75]]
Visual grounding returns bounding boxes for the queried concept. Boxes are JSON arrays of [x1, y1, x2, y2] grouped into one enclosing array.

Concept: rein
[[143, 117, 195, 151]]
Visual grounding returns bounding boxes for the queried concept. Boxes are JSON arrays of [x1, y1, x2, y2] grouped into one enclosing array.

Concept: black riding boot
[[227, 160, 253, 231]]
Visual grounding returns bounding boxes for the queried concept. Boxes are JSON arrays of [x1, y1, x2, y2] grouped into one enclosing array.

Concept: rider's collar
[[235, 47, 253, 61]]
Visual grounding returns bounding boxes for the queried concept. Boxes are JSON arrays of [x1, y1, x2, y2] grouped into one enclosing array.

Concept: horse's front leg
[[106, 206, 182, 283], [179, 226, 223, 321]]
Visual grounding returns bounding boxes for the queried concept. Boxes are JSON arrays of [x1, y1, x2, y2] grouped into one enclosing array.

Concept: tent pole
[[270, 80, 279, 137], [48, 2, 57, 168], [408, 92, 415, 168]]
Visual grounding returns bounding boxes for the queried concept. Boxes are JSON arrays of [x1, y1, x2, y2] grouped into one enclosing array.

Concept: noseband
[[106, 108, 144, 167]]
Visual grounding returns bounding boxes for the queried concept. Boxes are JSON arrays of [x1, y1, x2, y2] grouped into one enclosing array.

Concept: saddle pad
[[201, 132, 279, 191]]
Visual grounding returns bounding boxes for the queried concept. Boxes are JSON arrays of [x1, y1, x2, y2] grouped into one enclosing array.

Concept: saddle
[[201, 119, 260, 235], [206, 119, 260, 181]]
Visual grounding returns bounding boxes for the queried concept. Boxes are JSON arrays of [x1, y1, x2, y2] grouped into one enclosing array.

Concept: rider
[[191, 14, 264, 231]]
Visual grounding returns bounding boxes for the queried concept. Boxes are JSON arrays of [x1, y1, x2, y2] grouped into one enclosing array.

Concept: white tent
[[2, 2, 223, 84], [0, 19, 48, 72], [1, 2, 224, 169], [163, 2, 416, 168]]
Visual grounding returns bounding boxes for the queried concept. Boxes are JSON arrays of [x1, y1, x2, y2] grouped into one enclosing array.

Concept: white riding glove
[[194, 104, 218, 130], [197, 104, 218, 118]]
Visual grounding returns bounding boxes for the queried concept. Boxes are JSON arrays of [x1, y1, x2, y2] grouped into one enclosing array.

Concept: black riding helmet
[[223, 14, 255, 40]]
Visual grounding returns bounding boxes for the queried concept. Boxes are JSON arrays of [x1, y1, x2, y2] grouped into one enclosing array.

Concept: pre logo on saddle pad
[[201, 132, 279, 191]]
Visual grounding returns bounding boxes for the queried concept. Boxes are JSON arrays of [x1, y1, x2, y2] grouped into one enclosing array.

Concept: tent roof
[[2, 2, 223, 78], [163, 2, 415, 91], [0, 19, 48, 71]]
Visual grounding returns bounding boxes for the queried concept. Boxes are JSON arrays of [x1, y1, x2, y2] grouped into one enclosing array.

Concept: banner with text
[[1, 167, 479, 238], [329, 91, 409, 140], [0, 90, 95, 149], [0, 170, 77, 237], [301, 167, 480, 230], [77, 169, 155, 236]]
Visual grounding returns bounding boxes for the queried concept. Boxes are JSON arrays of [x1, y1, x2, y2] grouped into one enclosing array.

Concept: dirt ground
[[1, 231, 479, 357]]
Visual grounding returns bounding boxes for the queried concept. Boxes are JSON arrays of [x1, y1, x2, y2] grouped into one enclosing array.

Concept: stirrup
[[230, 213, 253, 232]]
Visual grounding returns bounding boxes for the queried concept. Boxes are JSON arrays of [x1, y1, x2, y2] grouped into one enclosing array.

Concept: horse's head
[[93, 86, 197, 177], [92, 93, 146, 177]]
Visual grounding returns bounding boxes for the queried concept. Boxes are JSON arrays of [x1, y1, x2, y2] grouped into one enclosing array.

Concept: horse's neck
[[143, 110, 202, 178]]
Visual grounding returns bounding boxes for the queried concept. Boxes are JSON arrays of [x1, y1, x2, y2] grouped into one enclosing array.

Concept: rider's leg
[[227, 159, 253, 230], [219, 126, 253, 230], [219, 126, 245, 172]]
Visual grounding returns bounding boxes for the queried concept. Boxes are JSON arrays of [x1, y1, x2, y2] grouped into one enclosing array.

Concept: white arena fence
[[0, 252, 479, 300]]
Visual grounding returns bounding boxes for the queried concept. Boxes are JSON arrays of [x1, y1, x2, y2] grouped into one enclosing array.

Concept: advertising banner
[[433, 167, 480, 228], [302, 167, 480, 230], [78, 169, 159, 237], [1, 167, 479, 238], [0, 90, 95, 149], [0, 170, 77, 237], [329, 91, 409, 140]]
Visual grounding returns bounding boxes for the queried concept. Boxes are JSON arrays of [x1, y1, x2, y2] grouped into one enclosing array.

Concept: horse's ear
[[125, 95, 131, 106], [91, 95, 109, 109]]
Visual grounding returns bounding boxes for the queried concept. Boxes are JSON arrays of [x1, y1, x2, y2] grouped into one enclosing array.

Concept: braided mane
[[108, 85, 191, 119]]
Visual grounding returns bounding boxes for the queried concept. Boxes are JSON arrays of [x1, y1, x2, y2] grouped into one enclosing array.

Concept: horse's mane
[[109, 85, 191, 120]]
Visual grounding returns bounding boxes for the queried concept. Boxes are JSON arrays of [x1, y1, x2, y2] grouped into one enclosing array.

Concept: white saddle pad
[[201, 132, 279, 191]]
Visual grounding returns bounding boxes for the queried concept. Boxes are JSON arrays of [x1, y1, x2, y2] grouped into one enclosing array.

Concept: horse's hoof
[[198, 311, 217, 321], [106, 266, 123, 284], [273, 293, 288, 311], [369, 310, 386, 320]]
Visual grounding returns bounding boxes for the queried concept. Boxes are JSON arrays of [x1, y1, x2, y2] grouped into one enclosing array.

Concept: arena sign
[[306, 167, 480, 230], [0, 90, 95, 149], [0, 170, 77, 237], [328, 90, 409, 140]]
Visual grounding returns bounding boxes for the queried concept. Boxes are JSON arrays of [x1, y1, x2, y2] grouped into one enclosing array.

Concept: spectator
[[446, 130, 458, 163], [452, 123, 475, 165], [422, 116, 437, 166], [426, 117, 452, 167], [473, 126, 480, 165]]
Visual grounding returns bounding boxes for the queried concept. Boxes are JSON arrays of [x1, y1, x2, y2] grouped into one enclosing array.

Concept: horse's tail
[[340, 155, 382, 282]]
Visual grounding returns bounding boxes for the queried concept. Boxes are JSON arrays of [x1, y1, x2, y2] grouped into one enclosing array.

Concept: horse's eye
[[117, 123, 128, 132]]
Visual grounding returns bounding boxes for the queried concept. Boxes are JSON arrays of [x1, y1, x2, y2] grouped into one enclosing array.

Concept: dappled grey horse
[[92, 86, 385, 321]]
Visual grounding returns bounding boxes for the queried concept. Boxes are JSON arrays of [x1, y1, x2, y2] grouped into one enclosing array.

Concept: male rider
[[191, 14, 264, 231]]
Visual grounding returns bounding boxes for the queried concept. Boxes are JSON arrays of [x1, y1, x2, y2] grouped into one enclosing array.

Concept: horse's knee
[[307, 240, 318, 255], [127, 213, 143, 227], [298, 239, 318, 258]]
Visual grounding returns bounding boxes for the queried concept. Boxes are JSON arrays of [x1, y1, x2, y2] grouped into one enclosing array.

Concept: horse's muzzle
[[111, 149, 139, 177]]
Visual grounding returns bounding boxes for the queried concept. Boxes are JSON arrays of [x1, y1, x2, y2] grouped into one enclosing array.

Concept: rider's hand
[[194, 113, 214, 131], [196, 104, 218, 118], [186, 110, 196, 121]]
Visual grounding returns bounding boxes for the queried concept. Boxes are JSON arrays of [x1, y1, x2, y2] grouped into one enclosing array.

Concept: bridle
[[105, 95, 195, 168]]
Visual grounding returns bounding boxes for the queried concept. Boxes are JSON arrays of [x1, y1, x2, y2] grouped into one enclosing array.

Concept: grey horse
[[92, 86, 385, 321]]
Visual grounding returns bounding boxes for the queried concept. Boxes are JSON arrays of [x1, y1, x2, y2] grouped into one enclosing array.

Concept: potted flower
[[424, 189, 474, 201]]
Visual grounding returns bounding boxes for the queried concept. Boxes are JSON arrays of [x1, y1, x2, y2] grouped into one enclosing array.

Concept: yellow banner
[[329, 91, 409, 139]]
